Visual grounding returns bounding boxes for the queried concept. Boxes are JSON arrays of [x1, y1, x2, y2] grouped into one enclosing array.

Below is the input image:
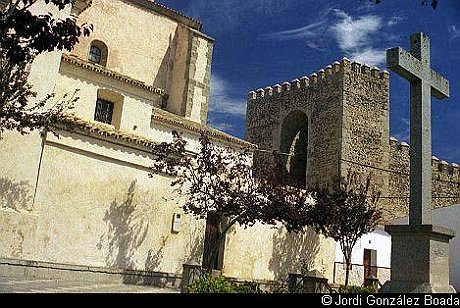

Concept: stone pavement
[[0, 276, 180, 293]]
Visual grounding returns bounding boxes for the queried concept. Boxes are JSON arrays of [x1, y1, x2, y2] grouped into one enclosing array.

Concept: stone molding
[[61, 54, 165, 96], [151, 108, 256, 148]]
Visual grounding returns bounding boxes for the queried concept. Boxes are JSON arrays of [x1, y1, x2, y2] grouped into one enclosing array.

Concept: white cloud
[[208, 122, 235, 132], [394, 118, 410, 143], [449, 25, 460, 41], [208, 74, 247, 117], [187, 0, 295, 32], [206, 74, 247, 135], [331, 11, 386, 66], [350, 48, 386, 66], [387, 16, 405, 27], [261, 21, 327, 41], [262, 9, 398, 67], [332, 12, 381, 51]]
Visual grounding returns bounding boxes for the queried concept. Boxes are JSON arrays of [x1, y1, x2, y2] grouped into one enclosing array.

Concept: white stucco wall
[[335, 227, 391, 268], [334, 227, 391, 285]]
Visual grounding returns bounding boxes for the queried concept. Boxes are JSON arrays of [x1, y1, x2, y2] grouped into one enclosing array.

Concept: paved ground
[[0, 276, 180, 293]]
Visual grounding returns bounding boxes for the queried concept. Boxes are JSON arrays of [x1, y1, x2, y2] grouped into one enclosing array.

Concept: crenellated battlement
[[248, 57, 389, 101], [389, 136, 460, 180], [247, 53, 458, 222]]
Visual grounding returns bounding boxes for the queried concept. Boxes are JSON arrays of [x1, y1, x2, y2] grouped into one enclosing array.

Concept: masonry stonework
[[247, 58, 460, 221], [388, 139, 460, 219]]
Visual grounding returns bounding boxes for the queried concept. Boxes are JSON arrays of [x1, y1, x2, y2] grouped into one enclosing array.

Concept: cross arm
[[387, 47, 450, 100], [387, 47, 423, 82], [430, 70, 449, 100]]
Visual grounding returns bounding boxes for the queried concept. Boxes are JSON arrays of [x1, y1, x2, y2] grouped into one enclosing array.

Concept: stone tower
[[246, 58, 390, 195]]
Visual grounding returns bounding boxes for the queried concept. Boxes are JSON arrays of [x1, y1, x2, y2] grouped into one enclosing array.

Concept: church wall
[[0, 131, 43, 212], [0, 132, 44, 260], [184, 35, 213, 124], [55, 62, 163, 136], [167, 31, 213, 124], [68, 0, 213, 124], [70, 0, 178, 87], [223, 223, 336, 283], [0, 131, 206, 274], [167, 26, 190, 118]]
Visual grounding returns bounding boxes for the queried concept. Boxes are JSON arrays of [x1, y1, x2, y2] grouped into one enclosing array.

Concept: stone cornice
[[123, 0, 202, 31], [61, 54, 165, 96], [71, 0, 93, 16], [55, 114, 255, 151], [151, 108, 256, 149], [56, 115, 159, 150]]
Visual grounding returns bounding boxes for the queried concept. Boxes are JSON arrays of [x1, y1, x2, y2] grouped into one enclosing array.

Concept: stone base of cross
[[380, 33, 456, 293], [381, 225, 455, 293]]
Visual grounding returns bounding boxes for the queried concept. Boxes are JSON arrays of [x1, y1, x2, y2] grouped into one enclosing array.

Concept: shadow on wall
[[0, 177, 32, 211], [97, 180, 151, 270], [269, 227, 320, 281], [153, 30, 178, 95], [186, 225, 205, 265], [145, 235, 168, 271]]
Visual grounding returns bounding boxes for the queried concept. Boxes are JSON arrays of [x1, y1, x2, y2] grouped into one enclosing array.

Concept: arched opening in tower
[[279, 110, 309, 189]]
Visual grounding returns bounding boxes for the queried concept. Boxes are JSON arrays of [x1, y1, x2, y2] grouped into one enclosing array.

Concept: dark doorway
[[363, 248, 378, 280], [202, 212, 226, 270], [279, 110, 309, 188]]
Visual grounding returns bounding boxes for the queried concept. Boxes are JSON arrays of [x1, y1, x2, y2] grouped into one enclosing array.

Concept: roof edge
[[125, 0, 202, 31]]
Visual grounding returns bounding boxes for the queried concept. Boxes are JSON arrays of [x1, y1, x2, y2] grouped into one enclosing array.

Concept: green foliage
[[308, 172, 382, 286], [340, 285, 377, 293], [187, 274, 264, 293], [0, 1, 91, 135], [299, 258, 314, 276], [272, 286, 289, 293], [232, 281, 263, 293], [188, 274, 235, 293]]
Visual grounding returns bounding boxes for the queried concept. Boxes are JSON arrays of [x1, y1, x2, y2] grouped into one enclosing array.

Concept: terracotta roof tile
[[151, 108, 255, 148], [56, 115, 158, 148], [55, 113, 255, 150], [62, 54, 165, 96]]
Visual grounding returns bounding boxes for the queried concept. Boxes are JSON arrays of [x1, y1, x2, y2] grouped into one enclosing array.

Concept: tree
[[150, 131, 314, 271], [308, 172, 382, 287], [0, 0, 92, 136]]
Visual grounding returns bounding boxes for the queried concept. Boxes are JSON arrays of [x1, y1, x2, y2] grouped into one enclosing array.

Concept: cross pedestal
[[382, 225, 455, 293], [380, 33, 456, 293]]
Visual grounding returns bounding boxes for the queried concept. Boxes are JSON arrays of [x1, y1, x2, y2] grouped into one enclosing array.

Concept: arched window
[[88, 40, 108, 66], [89, 45, 102, 64], [279, 110, 309, 188]]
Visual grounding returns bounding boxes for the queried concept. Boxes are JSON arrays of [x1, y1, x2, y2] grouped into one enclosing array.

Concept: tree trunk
[[204, 236, 222, 272], [344, 255, 351, 287], [202, 215, 238, 272], [203, 219, 225, 272]]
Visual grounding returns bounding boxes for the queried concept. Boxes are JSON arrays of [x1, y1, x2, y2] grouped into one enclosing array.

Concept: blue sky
[[161, 0, 460, 162]]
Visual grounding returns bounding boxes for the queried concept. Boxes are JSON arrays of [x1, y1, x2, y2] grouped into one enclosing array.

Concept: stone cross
[[387, 33, 450, 226]]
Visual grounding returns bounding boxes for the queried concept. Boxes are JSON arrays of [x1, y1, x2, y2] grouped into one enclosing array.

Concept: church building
[[0, 0, 336, 287], [3, 0, 459, 289]]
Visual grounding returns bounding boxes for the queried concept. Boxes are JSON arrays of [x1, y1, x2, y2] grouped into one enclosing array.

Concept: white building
[[337, 204, 460, 291], [333, 227, 391, 286]]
